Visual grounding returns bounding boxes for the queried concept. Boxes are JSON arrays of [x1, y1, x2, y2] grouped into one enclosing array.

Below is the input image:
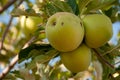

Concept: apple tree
[[0, 0, 120, 80]]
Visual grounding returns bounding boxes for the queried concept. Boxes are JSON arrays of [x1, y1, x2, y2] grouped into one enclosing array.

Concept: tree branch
[[0, 55, 18, 79], [93, 49, 115, 69], [0, 0, 17, 14], [0, 0, 25, 79], [0, 16, 13, 52], [0, 0, 25, 53], [0, 36, 36, 79]]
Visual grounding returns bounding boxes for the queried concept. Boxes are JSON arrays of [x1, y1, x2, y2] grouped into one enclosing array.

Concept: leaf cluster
[[0, 0, 120, 79]]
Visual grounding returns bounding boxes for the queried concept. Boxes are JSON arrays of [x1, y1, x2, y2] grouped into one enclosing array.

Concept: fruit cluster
[[45, 12, 113, 73]]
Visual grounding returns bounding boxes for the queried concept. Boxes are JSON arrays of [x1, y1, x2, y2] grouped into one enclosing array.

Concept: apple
[[60, 43, 91, 73], [83, 14, 113, 48], [45, 12, 84, 52], [38, 30, 46, 39], [20, 16, 43, 38]]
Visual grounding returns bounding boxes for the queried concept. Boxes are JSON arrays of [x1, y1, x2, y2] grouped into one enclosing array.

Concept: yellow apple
[[60, 44, 91, 73], [20, 16, 43, 38], [45, 12, 84, 52], [83, 14, 113, 48]]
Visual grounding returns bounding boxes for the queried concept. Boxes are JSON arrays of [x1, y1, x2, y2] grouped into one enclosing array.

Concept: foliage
[[0, 0, 120, 80]]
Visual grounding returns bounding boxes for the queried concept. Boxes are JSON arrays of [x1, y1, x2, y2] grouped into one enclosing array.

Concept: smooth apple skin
[[20, 16, 43, 38], [46, 12, 84, 52], [60, 44, 91, 73], [83, 14, 113, 48]]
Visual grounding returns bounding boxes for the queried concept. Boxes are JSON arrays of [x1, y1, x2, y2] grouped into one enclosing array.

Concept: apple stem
[[61, 22, 64, 26], [93, 48, 115, 69]]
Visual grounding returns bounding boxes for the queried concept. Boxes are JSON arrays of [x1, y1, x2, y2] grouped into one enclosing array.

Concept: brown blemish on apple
[[26, 16, 28, 18], [80, 22, 82, 26], [61, 22, 64, 26], [52, 22, 56, 26]]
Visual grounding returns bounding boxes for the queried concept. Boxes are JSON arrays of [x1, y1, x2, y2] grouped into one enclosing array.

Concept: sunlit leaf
[[0, 0, 8, 6], [11, 70, 24, 79], [11, 8, 40, 17], [51, 0, 73, 12], [86, 0, 116, 12], [45, 0, 73, 16], [19, 44, 52, 63], [4, 73, 17, 80], [19, 69, 35, 80], [45, 3, 59, 16], [27, 49, 59, 69], [78, 0, 91, 15]]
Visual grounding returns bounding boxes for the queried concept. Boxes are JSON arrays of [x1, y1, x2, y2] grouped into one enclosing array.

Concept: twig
[[0, 0, 17, 14], [0, 0, 25, 53], [16, 0, 25, 7], [0, 36, 36, 79], [0, 16, 13, 52], [103, 44, 120, 55], [23, 36, 36, 49], [0, 0, 25, 79], [0, 55, 18, 79], [93, 48, 115, 69]]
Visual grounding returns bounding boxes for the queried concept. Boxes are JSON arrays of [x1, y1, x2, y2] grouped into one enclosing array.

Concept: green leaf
[[37, 26, 45, 31], [102, 64, 115, 80], [67, 0, 79, 15], [51, 0, 73, 12], [45, 3, 59, 16], [27, 49, 59, 69], [11, 8, 40, 17], [116, 66, 120, 74], [10, 70, 24, 79], [78, 0, 91, 15], [86, 0, 116, 12], [28, 49, 44, 58], [45, 0, 73, 16], [104, 7, 113, 17], [100, 41, 120, 57], [93, 44, 116, 79], [18, 44, 52, 63], [4, 73, 17, 80], [19, 69, 35, 80], [49, 67, 71, 80], [0, 0, 8, 6]]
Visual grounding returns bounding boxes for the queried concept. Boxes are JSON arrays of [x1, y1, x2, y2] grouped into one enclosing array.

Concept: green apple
[[60, 43, 91, 73], [83, 14, 113, 48], [20, 16, 43, 38], [38, 30, 46, 39], [45, 12, 84, 52]]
